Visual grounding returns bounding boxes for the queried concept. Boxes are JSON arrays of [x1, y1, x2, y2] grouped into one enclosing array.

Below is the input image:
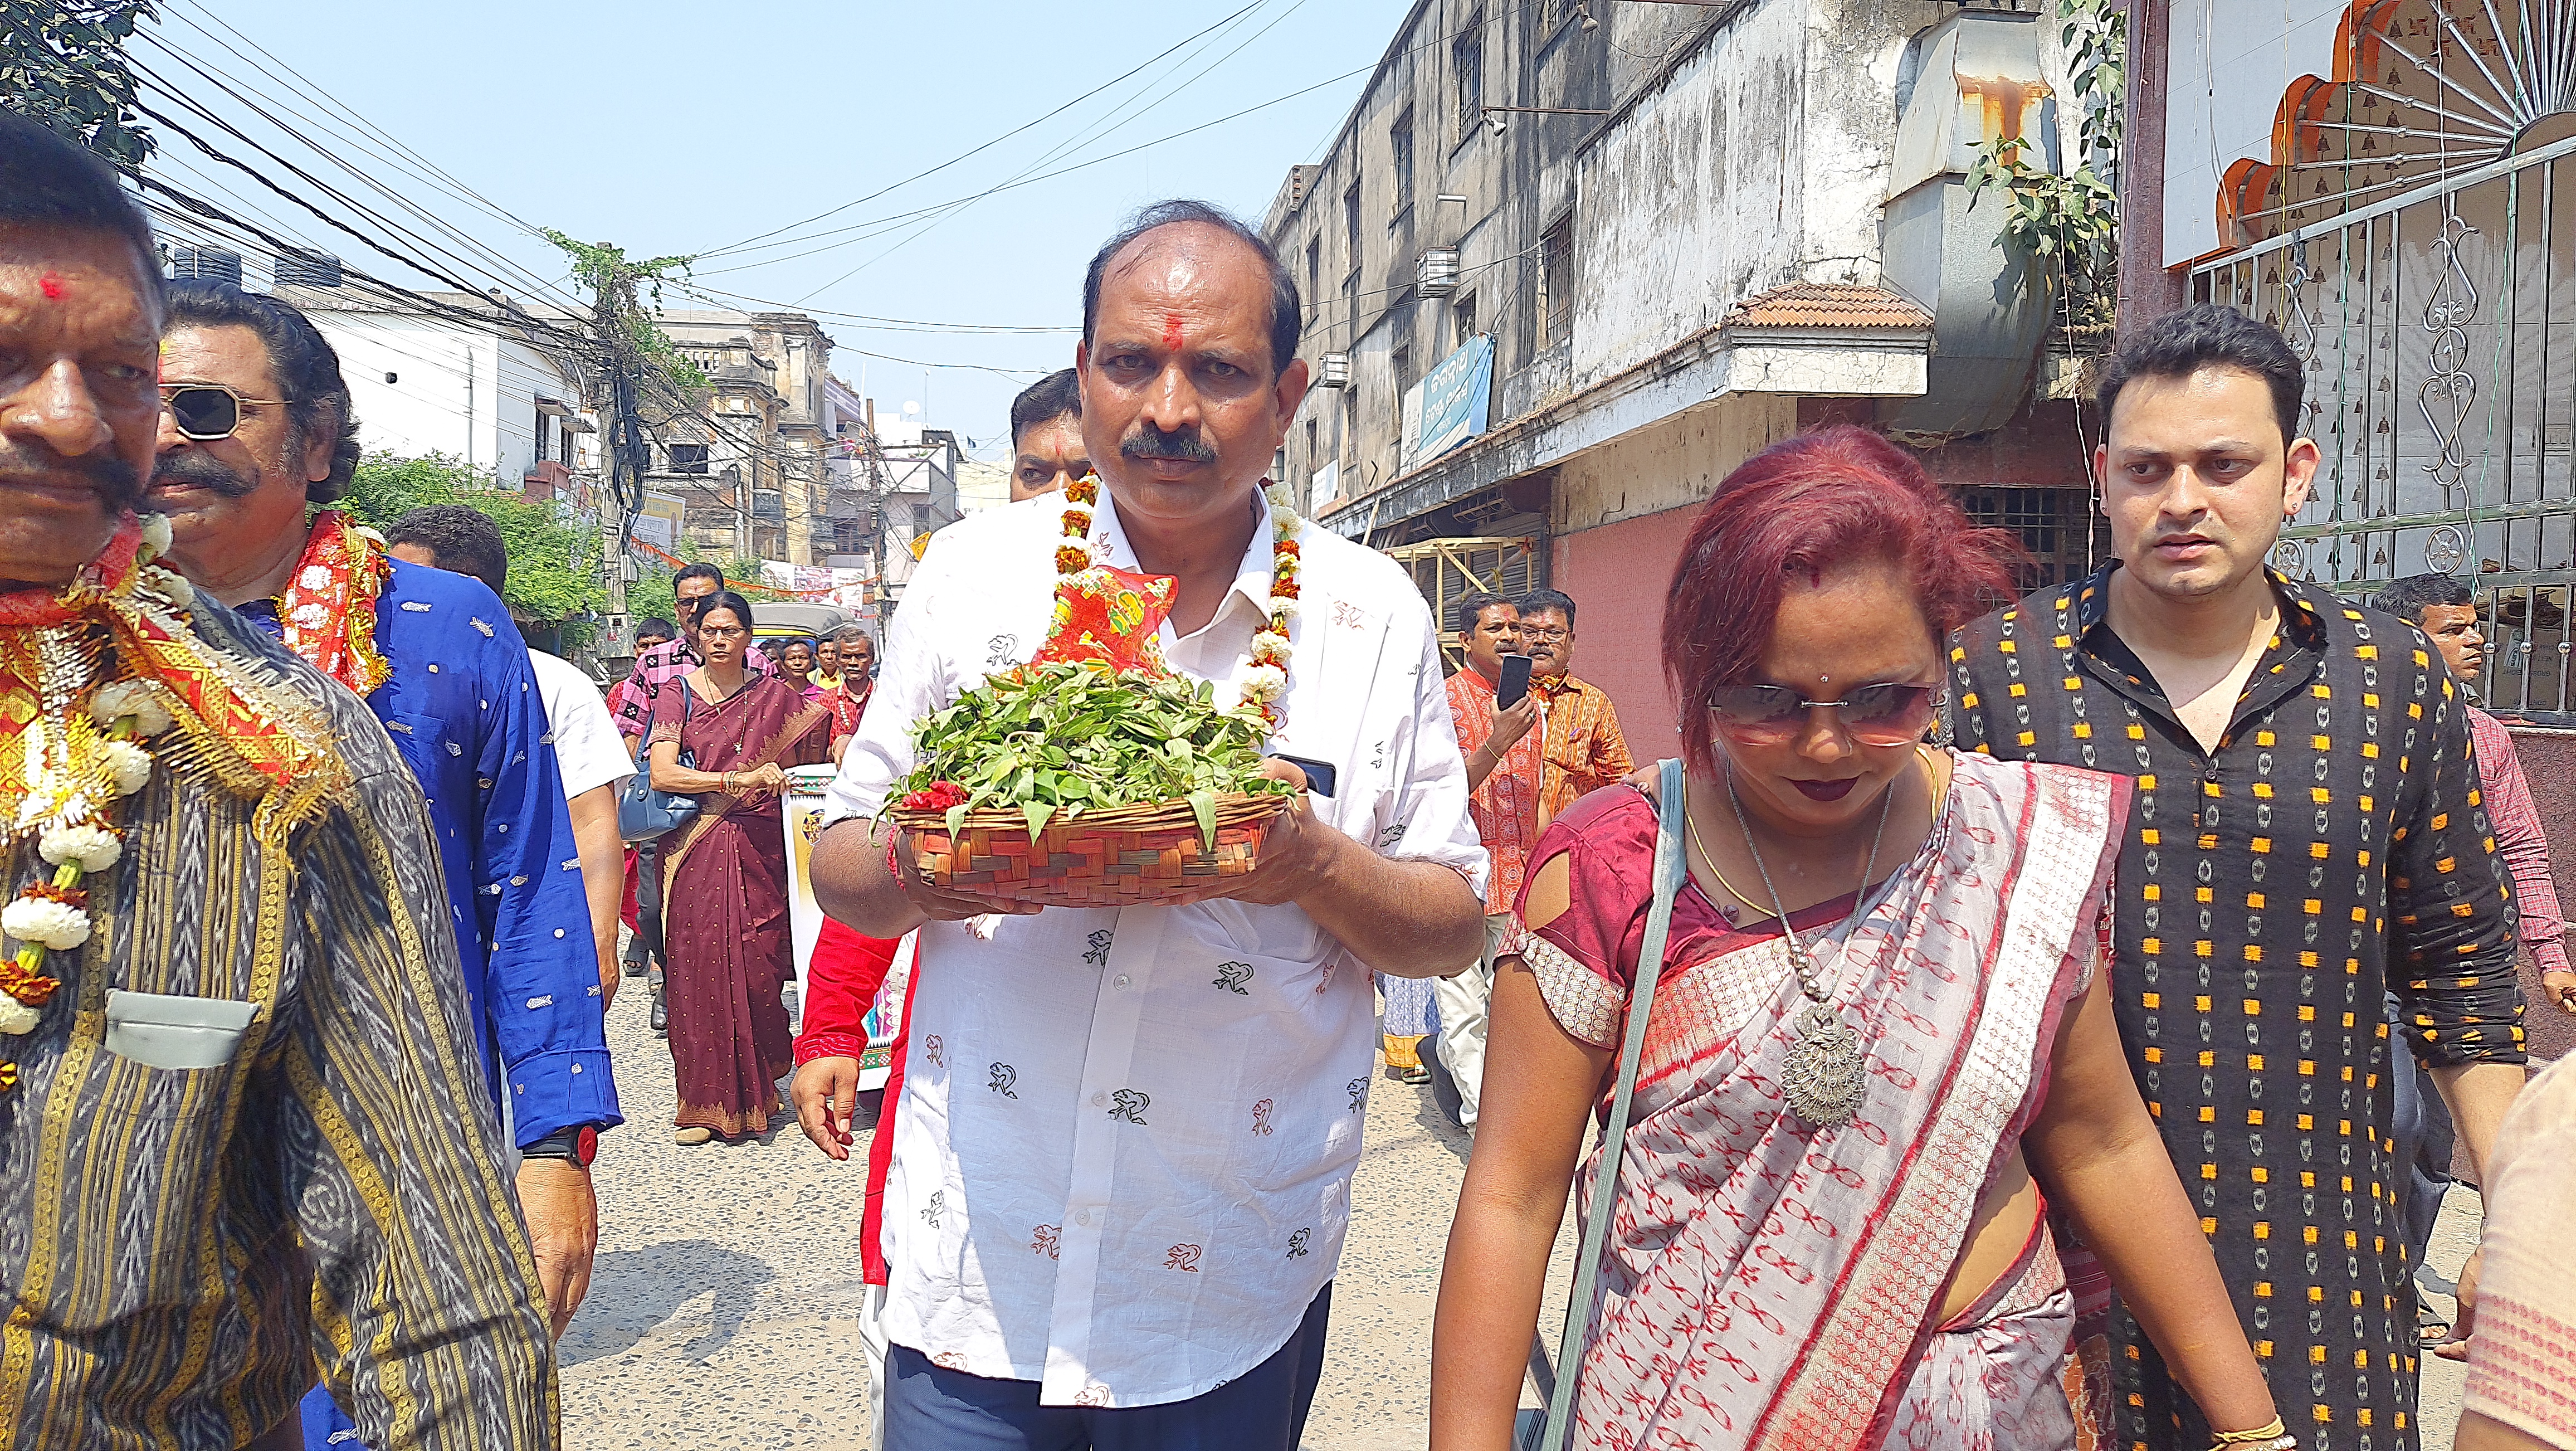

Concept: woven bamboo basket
[[890, 792, 1287, 908]]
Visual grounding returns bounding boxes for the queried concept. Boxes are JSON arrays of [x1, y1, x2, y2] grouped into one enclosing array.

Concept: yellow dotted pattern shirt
[[1949, 568, 2526, 1451]]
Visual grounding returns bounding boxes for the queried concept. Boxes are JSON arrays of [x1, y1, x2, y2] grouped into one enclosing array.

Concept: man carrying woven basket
[[803, 199, 1489, 1446]]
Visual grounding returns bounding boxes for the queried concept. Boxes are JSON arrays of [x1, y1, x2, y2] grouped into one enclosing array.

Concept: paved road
[[563, 977, 1570, 1450], [564, 974, 2477, 1449]]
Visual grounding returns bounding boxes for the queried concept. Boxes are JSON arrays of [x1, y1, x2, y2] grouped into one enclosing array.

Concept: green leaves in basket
[[892, 661, 1295, 850], [1188, 787, 1216, 851]]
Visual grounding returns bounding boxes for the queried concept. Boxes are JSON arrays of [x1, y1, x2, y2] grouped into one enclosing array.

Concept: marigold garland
[[276, 510, 393, 697], [1051, 475, 1302, 732]]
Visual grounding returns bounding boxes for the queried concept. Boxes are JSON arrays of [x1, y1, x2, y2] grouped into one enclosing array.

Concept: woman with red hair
[[1430, 428, 2286, 1450]]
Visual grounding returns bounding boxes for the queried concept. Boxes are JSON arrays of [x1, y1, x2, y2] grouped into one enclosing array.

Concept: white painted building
[[279, 281, 602, 512]]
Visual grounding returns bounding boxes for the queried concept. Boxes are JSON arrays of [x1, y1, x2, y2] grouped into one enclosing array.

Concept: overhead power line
[[701, 1, 1539, 279], [784, 0, 1319, 304], [695, 0, 1271, 261]]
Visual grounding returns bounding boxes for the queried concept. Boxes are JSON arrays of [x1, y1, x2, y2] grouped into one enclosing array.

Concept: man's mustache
[[1119, 424, 1217, 464], [0, 441, 145, 513], [150, 450, 259, 499]]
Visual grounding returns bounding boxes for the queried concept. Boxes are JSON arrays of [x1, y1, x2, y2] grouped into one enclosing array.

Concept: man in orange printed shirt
[[1437, 591, 1543, 1130], [1518, 587, 1633, 826]]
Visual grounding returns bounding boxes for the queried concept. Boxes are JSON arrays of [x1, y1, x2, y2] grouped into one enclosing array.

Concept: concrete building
[[954, 458, 1013, 514], [275, 274, 603, 512], [810, 375, 967, 625], [648, 308, 836, 565], [1263, 0, 2094, 731]]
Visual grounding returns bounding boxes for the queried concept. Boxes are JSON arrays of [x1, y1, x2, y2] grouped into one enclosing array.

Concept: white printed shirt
[[822, 486, 1486, 1407]]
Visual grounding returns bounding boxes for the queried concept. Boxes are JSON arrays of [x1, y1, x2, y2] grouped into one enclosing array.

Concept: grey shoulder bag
[[1524, 754, 1687, 1451]]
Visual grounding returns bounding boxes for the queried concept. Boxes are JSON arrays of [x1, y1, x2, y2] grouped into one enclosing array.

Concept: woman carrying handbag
[[1430, 429, 2292, 1451]]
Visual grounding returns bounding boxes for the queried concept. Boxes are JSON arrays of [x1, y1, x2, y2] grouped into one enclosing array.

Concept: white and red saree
[[1509, 750, 2129, 1449]]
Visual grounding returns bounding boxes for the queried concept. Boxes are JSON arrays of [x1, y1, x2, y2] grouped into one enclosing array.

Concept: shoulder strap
[[1531, 757, 1687, 1451]]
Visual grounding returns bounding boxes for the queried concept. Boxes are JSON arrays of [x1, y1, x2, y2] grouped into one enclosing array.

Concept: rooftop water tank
[[271, 250, 344, 289], [169, 245, 243, 287]]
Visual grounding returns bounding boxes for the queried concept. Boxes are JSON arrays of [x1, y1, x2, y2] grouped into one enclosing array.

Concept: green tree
[[1964, 0, 2125, 325], [1, 1, 158, 169], [622, 544, 766, 633], [344, 451, 604, 637]]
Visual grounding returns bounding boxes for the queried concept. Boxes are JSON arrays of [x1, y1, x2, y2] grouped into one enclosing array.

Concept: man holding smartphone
[[1435, 591, 1543, 1130]]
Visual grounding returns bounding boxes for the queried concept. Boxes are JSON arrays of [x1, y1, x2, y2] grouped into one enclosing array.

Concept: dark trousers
[[631, 838, 666, 967], [883, 1283, 1331, 1451], [2387, 991, 2458, 1271]]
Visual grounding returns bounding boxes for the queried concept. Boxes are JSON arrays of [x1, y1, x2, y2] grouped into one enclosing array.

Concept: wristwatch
[[521, 1124, 599, 1168]]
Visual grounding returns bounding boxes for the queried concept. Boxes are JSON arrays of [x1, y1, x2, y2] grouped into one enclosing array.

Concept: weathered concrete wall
[[1570, 0, 1965, 394], [1551, 391, 1793, 534], [1569, 2, 1807, 387]]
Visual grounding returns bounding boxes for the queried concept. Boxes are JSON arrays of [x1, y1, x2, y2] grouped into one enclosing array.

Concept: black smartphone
[[1497, 654, 1534, 709], [1270, 753, 1339, 798]]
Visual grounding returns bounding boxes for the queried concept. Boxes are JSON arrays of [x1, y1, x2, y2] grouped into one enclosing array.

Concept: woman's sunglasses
[[160, 383, 289, 441], [1707, 681, 1939, 747]]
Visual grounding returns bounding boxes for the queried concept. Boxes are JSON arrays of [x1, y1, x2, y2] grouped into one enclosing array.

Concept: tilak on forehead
[[38, 273, 65, 299], [1162, 313, 1186, 353]]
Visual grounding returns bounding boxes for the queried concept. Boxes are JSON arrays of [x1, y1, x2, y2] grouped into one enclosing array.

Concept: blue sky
[[135, 0, 1407, 456]]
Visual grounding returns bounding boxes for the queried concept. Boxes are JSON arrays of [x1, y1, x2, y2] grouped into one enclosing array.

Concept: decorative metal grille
[[2191, 1, 2576, 720]]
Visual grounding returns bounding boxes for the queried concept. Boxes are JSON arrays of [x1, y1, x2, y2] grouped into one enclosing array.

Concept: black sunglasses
[[160, 383, 288, 441]]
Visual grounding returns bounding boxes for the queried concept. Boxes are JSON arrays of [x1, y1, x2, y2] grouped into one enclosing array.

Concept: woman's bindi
[[38, 273, 66, 300]]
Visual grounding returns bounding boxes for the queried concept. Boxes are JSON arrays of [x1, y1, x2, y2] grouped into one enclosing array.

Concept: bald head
[[1081, 199, 1300, 380]]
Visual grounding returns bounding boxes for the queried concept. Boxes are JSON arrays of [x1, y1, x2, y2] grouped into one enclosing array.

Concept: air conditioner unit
[[1416, 247, 1461, 298], [1317, 352, 1352, 388]]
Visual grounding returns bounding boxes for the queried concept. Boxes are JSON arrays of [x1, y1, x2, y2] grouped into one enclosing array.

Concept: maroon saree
[[651, 674, 831, 1138]]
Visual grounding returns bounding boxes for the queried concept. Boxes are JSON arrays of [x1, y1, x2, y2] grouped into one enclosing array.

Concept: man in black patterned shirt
[[1950, 304, 2526, 1450]]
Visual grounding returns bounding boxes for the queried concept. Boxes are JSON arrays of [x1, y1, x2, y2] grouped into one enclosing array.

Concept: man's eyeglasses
[[1707, 681, 1938, 747], [160, 383, 288, 442], [1521, 626, 1569, 643]]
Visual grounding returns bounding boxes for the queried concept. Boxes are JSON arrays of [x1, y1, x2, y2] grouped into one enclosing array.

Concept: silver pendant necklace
[[1719, 762, 1897, 1132]]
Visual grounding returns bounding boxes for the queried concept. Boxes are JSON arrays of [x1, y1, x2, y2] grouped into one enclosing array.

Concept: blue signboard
[[1413, 333, 1495, 465]]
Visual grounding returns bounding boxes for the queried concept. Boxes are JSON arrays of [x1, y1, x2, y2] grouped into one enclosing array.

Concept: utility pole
[[540, 228, 701, 661]]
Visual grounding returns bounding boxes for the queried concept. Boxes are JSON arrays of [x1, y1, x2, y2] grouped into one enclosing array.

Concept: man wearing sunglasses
[[1950, 304, 2528, 1447], [148, 281, 622, 1451]]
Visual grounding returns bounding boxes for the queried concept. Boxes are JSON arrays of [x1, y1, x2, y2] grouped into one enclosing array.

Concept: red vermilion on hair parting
[[1661, 424, 2022, 774]]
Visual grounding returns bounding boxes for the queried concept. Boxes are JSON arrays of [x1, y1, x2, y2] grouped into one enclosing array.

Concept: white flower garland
[[1, 518, 179, 1036]]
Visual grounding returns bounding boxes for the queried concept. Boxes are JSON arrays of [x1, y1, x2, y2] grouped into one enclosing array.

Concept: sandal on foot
[[674, 1126, 714, 1146]]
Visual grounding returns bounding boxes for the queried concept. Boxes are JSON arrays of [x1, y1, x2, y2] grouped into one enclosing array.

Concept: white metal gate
[[2192, 0, 2576, 719]]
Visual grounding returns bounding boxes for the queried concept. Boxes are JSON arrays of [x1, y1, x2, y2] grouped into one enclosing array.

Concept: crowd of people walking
[[6, 109, 2576, 1451]]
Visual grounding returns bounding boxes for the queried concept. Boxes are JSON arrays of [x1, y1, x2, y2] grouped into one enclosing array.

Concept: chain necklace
[[1719, 762, 1898, 1131], [1682, 807, 1765, 913]]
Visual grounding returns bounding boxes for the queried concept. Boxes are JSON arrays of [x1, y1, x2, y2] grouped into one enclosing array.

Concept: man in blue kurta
[[147, 281, 618, 1449]]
